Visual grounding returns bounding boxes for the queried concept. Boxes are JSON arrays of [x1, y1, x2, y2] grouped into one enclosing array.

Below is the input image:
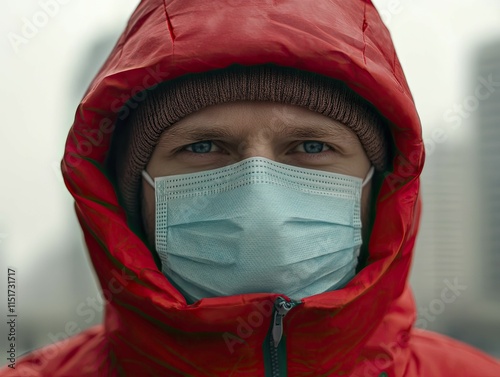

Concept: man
[[2, 0, 499, 376]]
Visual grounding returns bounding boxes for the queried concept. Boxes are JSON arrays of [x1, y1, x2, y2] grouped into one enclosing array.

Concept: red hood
[[62, 0, 424, 375]]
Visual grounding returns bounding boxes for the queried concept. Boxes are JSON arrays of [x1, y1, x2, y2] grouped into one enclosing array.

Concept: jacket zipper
[[264, 296, 301, 377]]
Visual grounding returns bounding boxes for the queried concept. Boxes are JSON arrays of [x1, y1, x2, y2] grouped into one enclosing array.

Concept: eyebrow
[[276, 123, 358, 144], [164, 126, 235, 142], [281, 125, 348, 139], [158, 121, 357, 147]]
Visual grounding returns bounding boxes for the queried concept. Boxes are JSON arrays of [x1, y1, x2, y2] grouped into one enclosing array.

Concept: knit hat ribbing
[[107, 64, 390, 226]]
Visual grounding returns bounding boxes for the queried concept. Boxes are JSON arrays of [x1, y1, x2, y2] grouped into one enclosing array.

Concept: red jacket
[[3, 0, 500, 376]]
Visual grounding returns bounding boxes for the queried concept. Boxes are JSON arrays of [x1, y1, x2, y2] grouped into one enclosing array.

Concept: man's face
[[141, 100, 372, 248]]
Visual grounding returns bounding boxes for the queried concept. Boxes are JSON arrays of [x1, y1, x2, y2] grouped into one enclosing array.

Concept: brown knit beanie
[[107, 64, 391, 229]]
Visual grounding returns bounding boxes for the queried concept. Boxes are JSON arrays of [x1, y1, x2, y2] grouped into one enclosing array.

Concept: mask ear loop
[[361, 166, 375, 188], [142, 170, 155, 188]]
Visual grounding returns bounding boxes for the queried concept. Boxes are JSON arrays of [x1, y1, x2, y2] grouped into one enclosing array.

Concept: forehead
[[159, 100, 359, 142]]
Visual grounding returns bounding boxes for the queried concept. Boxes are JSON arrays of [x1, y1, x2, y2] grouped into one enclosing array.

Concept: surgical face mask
[[142, 157, 374, 303]]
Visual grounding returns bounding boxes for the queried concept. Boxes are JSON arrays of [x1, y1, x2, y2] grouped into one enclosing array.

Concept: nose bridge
[[238, 126, 276, 160], [240, 145, 275, 160]]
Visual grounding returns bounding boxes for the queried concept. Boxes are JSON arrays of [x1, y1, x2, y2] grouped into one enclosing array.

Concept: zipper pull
[[271, 297, 298, 348]]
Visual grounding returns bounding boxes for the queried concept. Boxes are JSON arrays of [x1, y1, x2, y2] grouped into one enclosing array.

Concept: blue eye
[[302, 141, 328, 153], [186, 141, 213, 153]]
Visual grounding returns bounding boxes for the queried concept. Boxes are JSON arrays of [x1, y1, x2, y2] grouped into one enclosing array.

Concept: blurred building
[[411, 39, 500, 358], [411, 125, 479, 324], [476, 40, 500, 300], [449, 39, 500, 356]]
